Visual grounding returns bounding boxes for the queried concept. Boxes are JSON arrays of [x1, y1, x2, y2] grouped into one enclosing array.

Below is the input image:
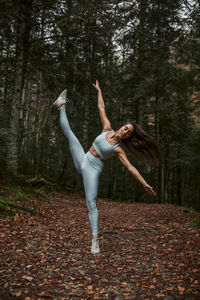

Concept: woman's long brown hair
[[120, 122, 162, 166]]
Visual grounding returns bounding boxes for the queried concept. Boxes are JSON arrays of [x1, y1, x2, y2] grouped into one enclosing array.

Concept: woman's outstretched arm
[[93, 80, 112, 132], [115, 146, 157, 196]]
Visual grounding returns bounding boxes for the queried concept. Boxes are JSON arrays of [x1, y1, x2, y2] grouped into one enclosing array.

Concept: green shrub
[[192, 217, 200, 228]]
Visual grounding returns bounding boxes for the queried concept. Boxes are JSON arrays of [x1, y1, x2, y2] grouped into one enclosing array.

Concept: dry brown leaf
[[87, 285, 93, 290], [10, 291, 22, 297]]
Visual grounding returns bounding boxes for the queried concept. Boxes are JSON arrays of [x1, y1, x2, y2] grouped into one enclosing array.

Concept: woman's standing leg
[[82, 158, 101, 253]]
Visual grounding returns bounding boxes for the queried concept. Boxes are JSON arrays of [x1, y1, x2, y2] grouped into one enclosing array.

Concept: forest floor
[[0, 183, 200, 300]]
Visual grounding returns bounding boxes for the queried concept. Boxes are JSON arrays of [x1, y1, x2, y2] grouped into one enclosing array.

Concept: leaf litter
[[0, 190, 200, 299]]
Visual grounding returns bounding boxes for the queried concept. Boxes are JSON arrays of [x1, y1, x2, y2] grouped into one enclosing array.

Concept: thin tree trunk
[[137, 0, 148, 127], [6, 0, 33, 173], [177, 166, 182, 206]]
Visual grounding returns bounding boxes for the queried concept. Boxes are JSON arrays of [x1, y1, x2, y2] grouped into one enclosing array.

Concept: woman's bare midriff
[[89, 146, 104, 162]]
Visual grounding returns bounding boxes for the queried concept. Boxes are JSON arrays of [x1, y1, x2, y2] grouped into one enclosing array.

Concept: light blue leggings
[[60, 108, 103, 237]]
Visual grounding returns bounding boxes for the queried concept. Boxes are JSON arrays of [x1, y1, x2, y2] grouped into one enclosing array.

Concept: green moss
[[0, 196, 16, 215], [15, 190, 30, 202], [0, 184, 32, 216], [191, 217, 200, 228]]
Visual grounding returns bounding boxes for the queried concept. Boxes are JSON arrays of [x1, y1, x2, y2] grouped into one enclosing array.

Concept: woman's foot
[[91, 238, 100, 254], [53, 89, 67, 109]]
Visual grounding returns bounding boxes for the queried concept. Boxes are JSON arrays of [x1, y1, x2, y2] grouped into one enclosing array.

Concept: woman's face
[[118, 124, 134, 139]]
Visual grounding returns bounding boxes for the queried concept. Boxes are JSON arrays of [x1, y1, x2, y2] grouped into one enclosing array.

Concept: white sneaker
[[91, 238, 100, 254], [53, 89, 67, 108]]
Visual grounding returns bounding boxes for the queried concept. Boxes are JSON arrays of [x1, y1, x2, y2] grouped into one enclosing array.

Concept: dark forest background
[[0, 0, 200, 210]]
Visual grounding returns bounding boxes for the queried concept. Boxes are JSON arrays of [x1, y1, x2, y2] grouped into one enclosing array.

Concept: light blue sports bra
[[92, 131, 120, 160]]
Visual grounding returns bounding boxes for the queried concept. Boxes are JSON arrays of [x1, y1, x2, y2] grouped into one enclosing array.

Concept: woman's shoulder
[[101, 124, 113, 133]]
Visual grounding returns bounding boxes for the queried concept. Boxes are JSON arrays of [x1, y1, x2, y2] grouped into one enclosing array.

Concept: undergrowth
[[0, 174, 57, 215], [191, 217, 200, 228], [0, 186, 31, 216]]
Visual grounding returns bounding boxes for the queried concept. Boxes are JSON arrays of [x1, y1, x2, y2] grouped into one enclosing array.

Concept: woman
[[54, 80, 162, 254]]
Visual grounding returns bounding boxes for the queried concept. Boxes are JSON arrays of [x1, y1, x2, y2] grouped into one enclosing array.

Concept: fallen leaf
[[192, 269, 198, 272], [88, 291, 94, 294], [10, 291, 22, 297], [22, 276, 33, 281], [87, 285, 93, 290], [37, 292, 52, 297], [178, 285, 185, 293], [149, 285, 155, 289], [53, 268, 60, 272]]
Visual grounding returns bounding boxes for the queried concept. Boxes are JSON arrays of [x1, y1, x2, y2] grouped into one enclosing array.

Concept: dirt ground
[[0, 190, 200, 299]]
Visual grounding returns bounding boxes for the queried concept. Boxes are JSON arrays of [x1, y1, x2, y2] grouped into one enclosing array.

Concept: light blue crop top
[[92, 131, 120, 160]]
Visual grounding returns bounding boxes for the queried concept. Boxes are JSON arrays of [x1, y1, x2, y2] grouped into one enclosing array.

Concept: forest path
[[0, 190, 200, 300]]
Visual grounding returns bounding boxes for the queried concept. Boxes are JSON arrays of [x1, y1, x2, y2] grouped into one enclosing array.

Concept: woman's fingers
[[150, 189, 157, 196], [144, 185, 157, 196], [93, 80, 101, 92]]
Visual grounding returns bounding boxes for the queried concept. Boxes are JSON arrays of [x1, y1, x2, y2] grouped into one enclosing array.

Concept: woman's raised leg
[[60, 107, 85, 173]]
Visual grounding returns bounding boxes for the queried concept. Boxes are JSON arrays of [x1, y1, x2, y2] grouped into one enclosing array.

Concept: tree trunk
[[177, 166, 182, 206], [6, 0, 33, 173], [136, 0, 148, 127]]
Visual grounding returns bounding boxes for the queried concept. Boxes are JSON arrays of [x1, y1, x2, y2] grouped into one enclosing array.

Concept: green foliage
[[0, 196, 16, 216], [4, 186, 30, 202], [0, 183, 32, 215], [192, 217, 200, 228]]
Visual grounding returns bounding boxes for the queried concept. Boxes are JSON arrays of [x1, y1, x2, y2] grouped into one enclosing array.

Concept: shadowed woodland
[[0, 0, 200, 299]]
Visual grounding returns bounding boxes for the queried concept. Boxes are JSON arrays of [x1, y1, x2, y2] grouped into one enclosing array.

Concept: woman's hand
[[144, 184, 157, 196], [93, 80, 101, 93]]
